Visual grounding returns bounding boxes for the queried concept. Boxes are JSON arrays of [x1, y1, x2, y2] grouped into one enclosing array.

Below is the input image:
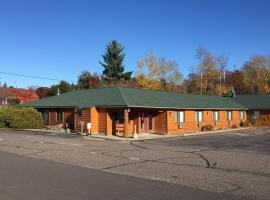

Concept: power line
[[0, 71, 75, 83]]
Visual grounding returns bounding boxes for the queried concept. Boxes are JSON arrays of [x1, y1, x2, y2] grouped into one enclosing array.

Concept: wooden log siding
[[123, 109, 129, 138], [166, 110, 247, 134], [261, 110, 270, 120], [97, 109, 107, 134], [46, 108, 74, 127], [90, 107, 114, 135], [90, 107, 99, 133], [106, 112, 113, 135], [75, 108, 90, 133], [258, 110, 270, 126], [44, 108, 251, 135], [154, 111, 168, 134]]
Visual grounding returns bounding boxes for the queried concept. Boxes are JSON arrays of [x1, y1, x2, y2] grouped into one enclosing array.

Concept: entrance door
[[140, 112, 154, 133], [41, 110, 49, 125]]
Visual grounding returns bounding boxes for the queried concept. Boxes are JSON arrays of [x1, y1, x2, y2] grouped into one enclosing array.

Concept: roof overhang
[[16, 105, 78, 109], [95, 105, 248, 110]]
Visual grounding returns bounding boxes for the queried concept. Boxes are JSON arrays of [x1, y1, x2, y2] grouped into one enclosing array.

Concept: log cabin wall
[[74, 108, 90, 133], [38, 108, 75, 129], [38, 107, 251, 135], [154, 111, 168, 134], [166, 110, 247, 134]]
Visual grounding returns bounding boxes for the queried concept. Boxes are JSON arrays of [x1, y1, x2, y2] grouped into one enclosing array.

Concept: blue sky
[[0, 0, 269, 88]]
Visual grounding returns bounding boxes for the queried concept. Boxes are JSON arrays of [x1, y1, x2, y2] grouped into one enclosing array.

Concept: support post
[[124, 108, 129, 138], [74, 109, 77, 132], [137, 115, 141, 134]]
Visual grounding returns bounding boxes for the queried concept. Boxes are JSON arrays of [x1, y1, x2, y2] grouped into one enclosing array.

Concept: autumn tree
[[196, 47, 221, 94], [183, 71, 201, 94], [77, 70, 101, 89], [100, 40, 132, 84], [185, 47, 230, 95], [224, 70, 248, 94], [135, 51, 183, 91], [0, 83, 8, 105], [242, 55, 270, 94], [35, 87, 50, 99], [48, 81, 75, 96]]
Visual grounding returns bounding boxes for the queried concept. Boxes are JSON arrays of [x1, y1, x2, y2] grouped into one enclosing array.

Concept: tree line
[[2, 40, 269, 99]]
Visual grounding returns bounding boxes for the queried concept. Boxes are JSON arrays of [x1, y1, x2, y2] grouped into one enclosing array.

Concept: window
[[254, 111, 260, 120], [212, 111, 219, 122], [175, 111, 184, 123], [78, 109, 83, 116], [227, 111, 232, 121], [195, 111, 203, 122], [239, 111, 244, 120], [41, 110, 49, 124], [112, 111, 124, 124], [141, 112, 145, 129], [56, 111, 63, 122], [149, 114, 153, 130]]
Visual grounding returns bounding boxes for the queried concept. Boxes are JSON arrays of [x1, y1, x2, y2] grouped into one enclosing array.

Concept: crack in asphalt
[[22, 150, 46, 156], [141, 137, 270, 156], [0, 143, 129, 157], [224, 183, 242, 194], [130, 140, 216, 168], [129, 141, 270, 178], [2, 140, 270, 178], [1, 134, 270, 180], [1, 129, 269, 200]]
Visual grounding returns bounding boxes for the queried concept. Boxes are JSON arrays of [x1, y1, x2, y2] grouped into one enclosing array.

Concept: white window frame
[[175, 111, 185, 123], [239, 111, 244, 120], [212, 111, 219, 122], [195, 111, 203, 122], [227, 111, 232, 121]]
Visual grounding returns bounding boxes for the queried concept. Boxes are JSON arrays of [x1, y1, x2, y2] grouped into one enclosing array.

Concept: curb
[[85, 127, 254, 141], [182, 127, 253, 137]]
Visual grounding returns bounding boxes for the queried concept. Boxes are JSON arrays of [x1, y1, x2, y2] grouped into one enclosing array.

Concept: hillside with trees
[[2, 40, 269, 99]]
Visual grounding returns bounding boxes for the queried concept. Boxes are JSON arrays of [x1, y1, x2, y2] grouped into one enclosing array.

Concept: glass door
[[42, 110, 49, 124]]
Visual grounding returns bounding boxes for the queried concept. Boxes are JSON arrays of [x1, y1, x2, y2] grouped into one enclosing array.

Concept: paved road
[[0, 128, 269, 199], [0, 150, 250, 200]]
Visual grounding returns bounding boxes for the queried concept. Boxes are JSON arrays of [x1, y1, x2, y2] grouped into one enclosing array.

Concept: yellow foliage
[[135, 74, 161, 90]]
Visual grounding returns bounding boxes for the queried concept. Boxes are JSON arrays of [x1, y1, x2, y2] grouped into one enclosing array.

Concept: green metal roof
[[232, 94, 270, 110], [19, 87, 247, 110], [18, 88, 127, 108]]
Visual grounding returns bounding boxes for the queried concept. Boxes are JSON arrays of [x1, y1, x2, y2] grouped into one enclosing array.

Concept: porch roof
[[18, 87, 247, 110]]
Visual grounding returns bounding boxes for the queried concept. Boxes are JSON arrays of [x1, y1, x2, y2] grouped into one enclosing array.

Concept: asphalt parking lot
[[145, 127, 270, 154], [0, 127, 269, 200]]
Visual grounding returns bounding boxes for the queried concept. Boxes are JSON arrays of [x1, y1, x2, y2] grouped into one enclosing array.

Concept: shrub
[[240, 121, 251, 127], [0, 107, 43, 129], [0, 121, 5, 128], [231, 124, 238, 129], [253, 120, 262, 127], [201, 124, 214, 131]]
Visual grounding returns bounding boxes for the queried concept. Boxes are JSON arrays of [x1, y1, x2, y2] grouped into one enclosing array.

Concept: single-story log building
[[20, 87, 270, 137]]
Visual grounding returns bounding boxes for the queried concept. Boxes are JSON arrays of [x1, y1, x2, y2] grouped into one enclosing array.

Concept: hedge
[[0, 107, 43, 129], [201, 124, 214, 131]]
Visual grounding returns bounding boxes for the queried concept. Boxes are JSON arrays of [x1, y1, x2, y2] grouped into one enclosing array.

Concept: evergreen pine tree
[[100, 40, 132, 82]]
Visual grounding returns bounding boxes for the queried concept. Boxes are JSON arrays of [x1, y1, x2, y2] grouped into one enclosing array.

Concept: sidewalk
[[86, 127, 252, 141]]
